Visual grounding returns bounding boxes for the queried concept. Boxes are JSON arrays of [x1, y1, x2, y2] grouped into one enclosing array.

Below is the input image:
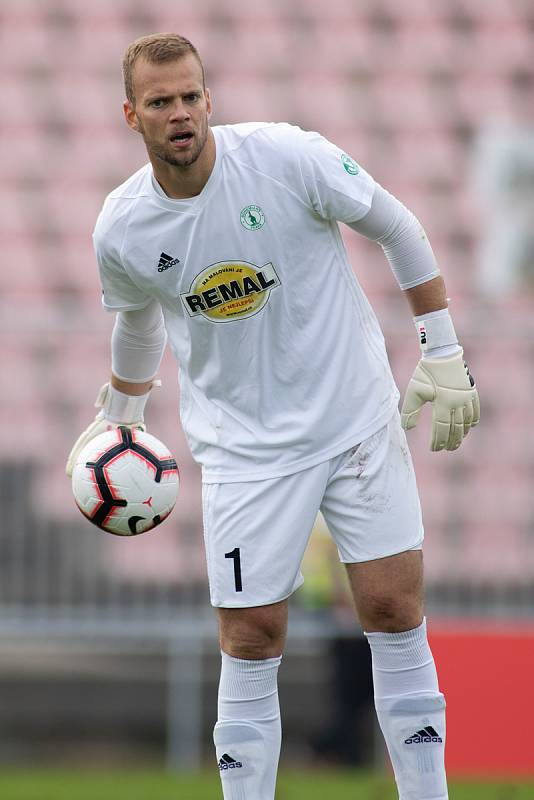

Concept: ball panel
[[71, 428, 179, 536]]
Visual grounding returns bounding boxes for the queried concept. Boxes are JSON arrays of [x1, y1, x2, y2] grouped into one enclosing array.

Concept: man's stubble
[[136, 113, 209, 169]]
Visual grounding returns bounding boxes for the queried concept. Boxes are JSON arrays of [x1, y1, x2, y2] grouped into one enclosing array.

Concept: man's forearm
[[404, 275, 460, 359], [111, 374, 154, 396], [110, 301, 166, 385], [404, 275, 448, 316]]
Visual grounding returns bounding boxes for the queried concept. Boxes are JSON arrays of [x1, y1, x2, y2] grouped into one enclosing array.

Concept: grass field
[[1, 770, 533, 799]]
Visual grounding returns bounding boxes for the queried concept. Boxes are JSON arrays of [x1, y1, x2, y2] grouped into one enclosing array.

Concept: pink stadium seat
[[457, 79, 519, 123], [50, 133, 144, 183], [460, 522, 528, 582], [35, 0, 125, 17], [296, 0, 363, 26], [418, 481, 455, 529], [0, 193, 27, 237], [422, 543, 450, 583], [0, 341, 51, 455], [39, 242, 100, 293], [373, 77, 436, 129], [488, 417, 534, 467], [2, 78, 39, 128], [465, 468, 530, 531], [293, 28, 374, 75], [211, 82, 274, 125], [0, 241, 48, 292], [0, 18, 49, 67], [54, 78, 123, 124], [3, 343, 36, 401], [46, 188, 103, 236], [1, 132, 44, 180], [389, 27, 457, 73], [394, 131, 466, 181], [466, 27, 533, 73], [73, 27, 144, 69], [464, 0, 524, 23], [211, 25, 292, 74], [292, 78, 352, 130], [474, 345, 530, 409]]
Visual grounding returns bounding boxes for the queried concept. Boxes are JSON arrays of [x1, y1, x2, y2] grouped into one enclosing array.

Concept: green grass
[[0, 770, 533, 799]]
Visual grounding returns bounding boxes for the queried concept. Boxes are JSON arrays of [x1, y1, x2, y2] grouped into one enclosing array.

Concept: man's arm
[[110, 301, 166, 384], [404, 275, 447, 316], [66, 301, 166, 476], [111, 375, 154, 395], [350, 186, 480, 451]]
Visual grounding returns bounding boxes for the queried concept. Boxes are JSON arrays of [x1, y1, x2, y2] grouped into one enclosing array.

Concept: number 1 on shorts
[[225, 547, 243, 592]]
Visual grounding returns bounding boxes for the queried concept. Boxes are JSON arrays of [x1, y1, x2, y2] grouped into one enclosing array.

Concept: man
[[66, 33, 479, 800]]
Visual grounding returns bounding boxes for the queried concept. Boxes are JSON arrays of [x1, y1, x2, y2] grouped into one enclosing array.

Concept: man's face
[[124, 53, 212, 168]]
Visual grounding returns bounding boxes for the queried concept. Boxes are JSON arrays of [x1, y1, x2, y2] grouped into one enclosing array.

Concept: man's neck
[[151, 128, 216, 200]]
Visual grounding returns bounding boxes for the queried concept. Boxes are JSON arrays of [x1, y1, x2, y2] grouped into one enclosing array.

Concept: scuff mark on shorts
[[347, 444, 369, 479]]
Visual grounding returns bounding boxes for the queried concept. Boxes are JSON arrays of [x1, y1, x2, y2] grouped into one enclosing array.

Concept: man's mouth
[[169, 132, 194, 147]]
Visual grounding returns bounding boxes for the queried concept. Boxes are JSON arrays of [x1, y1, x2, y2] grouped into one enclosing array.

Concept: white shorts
[[202, 411, 424, 608]]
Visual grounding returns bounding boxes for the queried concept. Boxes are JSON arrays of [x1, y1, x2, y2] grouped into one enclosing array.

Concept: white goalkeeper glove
[[65, 381, 158, 477], [401, 349, 480, 451]]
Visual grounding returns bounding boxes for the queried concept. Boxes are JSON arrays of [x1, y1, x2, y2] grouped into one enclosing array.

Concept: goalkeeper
[[67, 33, 479, 800]]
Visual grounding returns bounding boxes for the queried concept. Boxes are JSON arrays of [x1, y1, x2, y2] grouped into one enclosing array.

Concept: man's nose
[[169, 101, 190, 121]]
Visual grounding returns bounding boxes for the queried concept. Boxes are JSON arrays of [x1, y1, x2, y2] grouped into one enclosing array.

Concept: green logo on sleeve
[[341, 154, 360, 175]]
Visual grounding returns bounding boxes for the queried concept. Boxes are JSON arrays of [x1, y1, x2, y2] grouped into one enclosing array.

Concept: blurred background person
[[299, 517, 374, 768], [472, 68, 534, 299]]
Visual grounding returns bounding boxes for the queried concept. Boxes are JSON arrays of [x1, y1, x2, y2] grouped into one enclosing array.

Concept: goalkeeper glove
[[401, 349, 480, 451], [65, 381, 158, 477]]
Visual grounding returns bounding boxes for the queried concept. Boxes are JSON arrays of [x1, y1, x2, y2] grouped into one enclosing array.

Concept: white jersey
[[94, 122, 399, 483]]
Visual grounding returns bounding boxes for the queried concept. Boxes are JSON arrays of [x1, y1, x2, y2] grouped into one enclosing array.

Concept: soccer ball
[[71, 426, 179, 536]]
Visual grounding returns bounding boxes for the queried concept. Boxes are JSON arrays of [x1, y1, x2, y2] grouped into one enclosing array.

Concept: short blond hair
[[123, 33, 205, 105]]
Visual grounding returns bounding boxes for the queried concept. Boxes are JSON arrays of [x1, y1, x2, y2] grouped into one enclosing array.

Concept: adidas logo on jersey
[[157, 251, 180, 272], [404, 725, 443, 745], [218, 753, 243, 770]]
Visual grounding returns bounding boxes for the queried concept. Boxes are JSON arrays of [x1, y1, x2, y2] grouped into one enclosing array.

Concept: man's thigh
[[202, 463, 329, 608], [320, 411, 424, 564]]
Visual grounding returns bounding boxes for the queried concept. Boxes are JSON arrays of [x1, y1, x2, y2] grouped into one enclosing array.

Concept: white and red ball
[[71, 427, 179, 536]]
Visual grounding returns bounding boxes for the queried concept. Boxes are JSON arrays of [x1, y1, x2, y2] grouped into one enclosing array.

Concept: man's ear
[[205, 88, 213, 119], [123, 100, 140, 132]]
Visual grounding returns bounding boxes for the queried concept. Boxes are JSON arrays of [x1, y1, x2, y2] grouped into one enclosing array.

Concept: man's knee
[[357, 589, 423, 633], [346, 550, 424, 633], [218, 600, 288, 660]]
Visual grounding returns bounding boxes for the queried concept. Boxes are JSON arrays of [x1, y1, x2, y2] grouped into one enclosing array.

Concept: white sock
[[365, 618, 448, 800], [214, 651, 282, 800]]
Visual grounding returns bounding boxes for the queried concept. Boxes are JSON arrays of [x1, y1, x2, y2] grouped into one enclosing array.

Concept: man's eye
[[185, 94, 200, 102], [150, 99, 166, 108]]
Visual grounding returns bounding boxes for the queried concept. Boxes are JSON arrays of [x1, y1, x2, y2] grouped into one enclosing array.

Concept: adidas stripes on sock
[[214, 651, 282, 800], [365, 618, 448, 800]]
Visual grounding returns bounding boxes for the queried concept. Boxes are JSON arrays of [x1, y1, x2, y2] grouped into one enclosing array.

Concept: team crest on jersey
[[341, 153, 360, 175], [181, 261, 281, 323], [240, 205, 265, 230]]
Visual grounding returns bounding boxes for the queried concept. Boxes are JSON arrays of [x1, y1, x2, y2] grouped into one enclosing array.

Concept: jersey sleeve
[[295, 128, 376, 223], [93, 208, 152, 313]]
